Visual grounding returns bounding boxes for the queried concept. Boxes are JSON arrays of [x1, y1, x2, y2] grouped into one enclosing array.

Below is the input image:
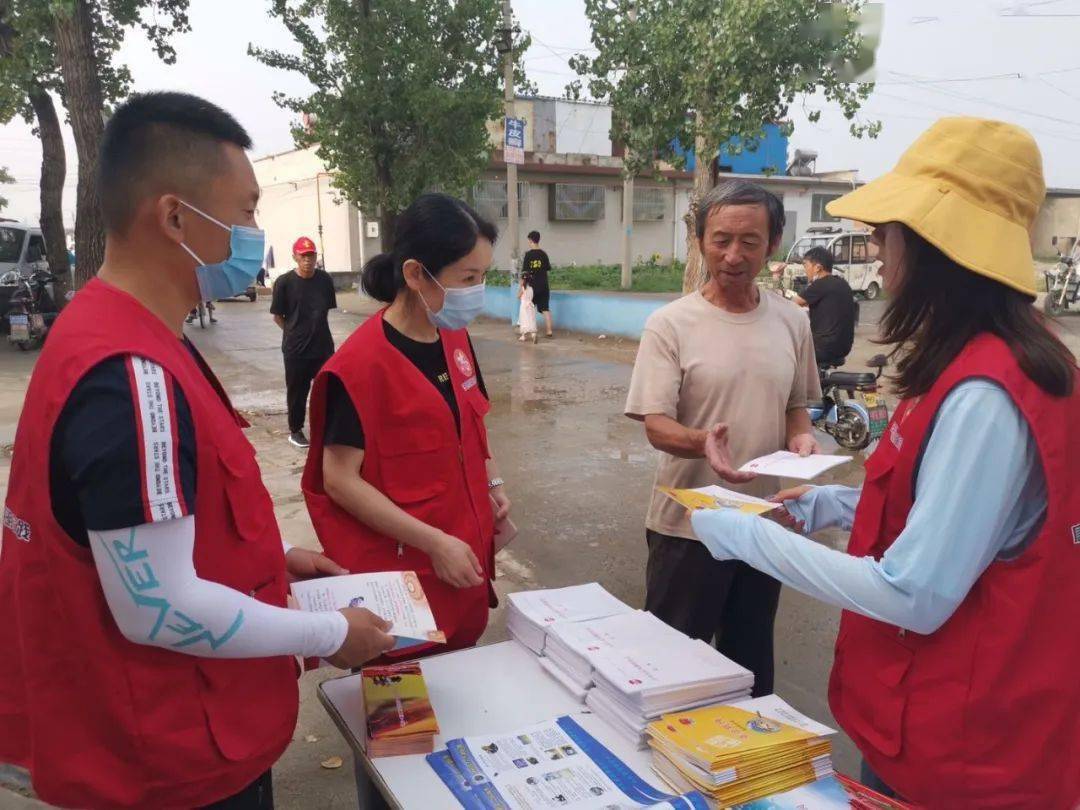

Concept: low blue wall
[[483, 285, 676, 340]]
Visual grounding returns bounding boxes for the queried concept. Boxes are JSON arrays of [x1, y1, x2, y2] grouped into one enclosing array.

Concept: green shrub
[[488, 259, 685, 293]]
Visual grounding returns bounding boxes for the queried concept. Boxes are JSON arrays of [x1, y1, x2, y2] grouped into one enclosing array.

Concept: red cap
[[293, 236, 317, 255]]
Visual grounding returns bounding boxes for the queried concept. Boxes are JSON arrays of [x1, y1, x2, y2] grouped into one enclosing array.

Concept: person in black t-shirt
[[795, 245, 857, 366], [522, 230, 554, 338], [270, 236, 337, 447], [322, 323, 488, 449]]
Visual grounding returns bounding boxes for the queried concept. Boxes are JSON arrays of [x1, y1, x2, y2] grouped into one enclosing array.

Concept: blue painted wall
[[483, 285, 674, 340], [674, 123, 789, 175]]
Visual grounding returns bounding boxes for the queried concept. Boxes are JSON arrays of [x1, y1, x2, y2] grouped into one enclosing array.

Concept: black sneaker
[[288, 431, 310, 448]]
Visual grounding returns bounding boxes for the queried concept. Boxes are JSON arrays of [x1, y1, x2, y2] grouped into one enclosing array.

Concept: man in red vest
[[0, 92, 394, 809]]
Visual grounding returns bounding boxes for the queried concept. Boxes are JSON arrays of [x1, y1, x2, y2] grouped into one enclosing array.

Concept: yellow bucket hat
[[826, 117, 1045, 296]]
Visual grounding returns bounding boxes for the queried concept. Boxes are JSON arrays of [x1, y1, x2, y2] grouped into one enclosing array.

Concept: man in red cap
[[271, 236, 337, 447]]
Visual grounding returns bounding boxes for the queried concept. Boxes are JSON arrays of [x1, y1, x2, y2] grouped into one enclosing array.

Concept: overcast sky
[[3, 0, 1080, 223]]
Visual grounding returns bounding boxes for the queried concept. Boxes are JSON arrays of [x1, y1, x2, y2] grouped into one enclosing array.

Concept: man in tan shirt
[[625, 179, 821, 696]]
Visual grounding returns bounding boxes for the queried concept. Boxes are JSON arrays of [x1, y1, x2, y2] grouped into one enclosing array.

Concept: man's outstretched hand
[[703, 423, 757, 484]]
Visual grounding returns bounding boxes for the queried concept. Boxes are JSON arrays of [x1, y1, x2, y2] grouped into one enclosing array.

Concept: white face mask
[[417, 264, 485, 330]]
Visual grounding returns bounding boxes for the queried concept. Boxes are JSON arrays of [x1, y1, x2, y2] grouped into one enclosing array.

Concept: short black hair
[[696, 180, 785, 246], [98, 92, 253, 234], [802, 246, 834, 272], [527, 230, 541, 243]]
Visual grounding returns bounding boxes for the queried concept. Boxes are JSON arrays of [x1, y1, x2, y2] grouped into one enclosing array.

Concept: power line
[[876, 72, 1022, 86], [871, 88, 1080, 145], [885, 70, 1080, 128]]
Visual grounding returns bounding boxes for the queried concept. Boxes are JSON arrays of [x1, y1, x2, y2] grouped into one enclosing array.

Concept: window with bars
[[549, 183, 606, 221], [632, 187, 667, 221], [470, 180, 528, 219]]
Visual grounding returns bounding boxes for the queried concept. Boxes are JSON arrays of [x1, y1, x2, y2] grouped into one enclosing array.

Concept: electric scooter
[[809, 354, 889, 451]]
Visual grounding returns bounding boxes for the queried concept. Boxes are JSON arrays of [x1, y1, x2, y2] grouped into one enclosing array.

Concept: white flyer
[[738, 451, 850, 479], [290, 571, 445, 651]]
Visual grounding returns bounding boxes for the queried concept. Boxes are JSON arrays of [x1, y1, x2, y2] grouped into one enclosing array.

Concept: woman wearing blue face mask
[[301, 193, 511, 655]]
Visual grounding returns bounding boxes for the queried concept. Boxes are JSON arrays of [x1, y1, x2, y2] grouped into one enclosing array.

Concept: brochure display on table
[[511, 591, 754, 751], [315, 583, 913, 810], [506, 582, 634, 654], [429, 715, 709, 810], [647, 695, 837, 807]]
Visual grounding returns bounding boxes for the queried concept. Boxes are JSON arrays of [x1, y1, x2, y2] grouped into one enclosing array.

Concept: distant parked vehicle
[[782, 226, 885, 300], [0, 220, 49, 280], [4, 270, 59, 351]]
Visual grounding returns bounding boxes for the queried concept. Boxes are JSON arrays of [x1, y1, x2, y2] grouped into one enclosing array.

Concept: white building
[[252, 97, 861, 280]]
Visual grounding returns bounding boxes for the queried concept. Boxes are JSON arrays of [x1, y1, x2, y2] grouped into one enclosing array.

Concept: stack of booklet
[[505, 582, 633, 654], [647, 695, 837, 807], [543, 611, 754, 749], [361, 662, 439, 757]]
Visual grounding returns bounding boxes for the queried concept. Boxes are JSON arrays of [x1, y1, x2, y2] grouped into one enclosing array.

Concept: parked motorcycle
[[4, 270, 59, 351], [1043, 254, 1079, 316], [809, 354, 889, 451]]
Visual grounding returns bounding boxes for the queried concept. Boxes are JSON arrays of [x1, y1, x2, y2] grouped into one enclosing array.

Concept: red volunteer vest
[[0, 279, 298, 809], [302, 310, 496, 653], [829, 333, 1080, 808]]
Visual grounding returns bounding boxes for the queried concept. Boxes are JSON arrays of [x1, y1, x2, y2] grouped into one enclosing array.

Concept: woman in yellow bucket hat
[[692, 117, 1079, 807]]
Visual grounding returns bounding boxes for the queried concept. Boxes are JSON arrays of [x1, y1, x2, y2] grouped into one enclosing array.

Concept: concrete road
[[1, 289, 1079, 808]]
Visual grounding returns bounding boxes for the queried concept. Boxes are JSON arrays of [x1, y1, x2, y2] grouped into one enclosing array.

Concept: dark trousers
[[645, 529, 782, 697], [201, 770, 273, 809], [284, 354, 329, 434]]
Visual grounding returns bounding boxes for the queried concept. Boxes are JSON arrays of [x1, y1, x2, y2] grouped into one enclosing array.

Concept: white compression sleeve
[[90, 516, 348, 659]]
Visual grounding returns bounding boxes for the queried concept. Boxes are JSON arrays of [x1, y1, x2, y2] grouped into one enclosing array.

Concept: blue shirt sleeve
[[785, 485, 862, 532], [690, 380, 1046, 634]]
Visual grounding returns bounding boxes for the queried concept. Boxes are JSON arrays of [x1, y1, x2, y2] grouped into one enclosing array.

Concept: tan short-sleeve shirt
[[625, 289, 821, 540]]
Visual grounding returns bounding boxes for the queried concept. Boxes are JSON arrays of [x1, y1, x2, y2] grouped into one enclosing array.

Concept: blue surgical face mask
[[178, 200, 265, 301], [418, 264, 485, 330]]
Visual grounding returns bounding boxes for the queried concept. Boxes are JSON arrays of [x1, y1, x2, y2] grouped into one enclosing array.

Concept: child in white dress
[[518, 277, 538, 344]]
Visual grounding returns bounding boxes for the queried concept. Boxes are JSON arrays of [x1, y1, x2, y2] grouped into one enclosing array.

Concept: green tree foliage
[[567, 0, 880, 289], [1, 0, 191, 287], [251, 0, 531, 248]]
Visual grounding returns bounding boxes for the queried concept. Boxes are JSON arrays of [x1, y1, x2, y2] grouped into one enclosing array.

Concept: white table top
[[319, 640, 663, 809]]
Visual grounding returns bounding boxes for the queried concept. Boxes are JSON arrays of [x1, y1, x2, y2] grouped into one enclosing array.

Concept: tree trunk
[[28, 84, 72, 305], [52, 0, 105, 289], [682, 125, 715, 294], [378, 208, 396, 252]]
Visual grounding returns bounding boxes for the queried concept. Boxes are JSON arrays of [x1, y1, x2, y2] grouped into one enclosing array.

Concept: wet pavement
[[2, 289, 1080, 807]]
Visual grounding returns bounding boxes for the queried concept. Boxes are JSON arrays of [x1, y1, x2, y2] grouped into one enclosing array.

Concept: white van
[[0, 220, 49, 279], [783, 226, 884, 300]]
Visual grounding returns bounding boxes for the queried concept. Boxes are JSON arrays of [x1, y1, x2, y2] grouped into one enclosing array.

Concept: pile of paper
[[647, 695, 836, 807], [505, 582, 633, 654], [553, 612, 753, 748]]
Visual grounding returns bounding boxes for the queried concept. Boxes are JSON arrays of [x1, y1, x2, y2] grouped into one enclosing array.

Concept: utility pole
[[621, 171, 633, 289], [500, 0, 520, 286], [620, 3, 637, 291]]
